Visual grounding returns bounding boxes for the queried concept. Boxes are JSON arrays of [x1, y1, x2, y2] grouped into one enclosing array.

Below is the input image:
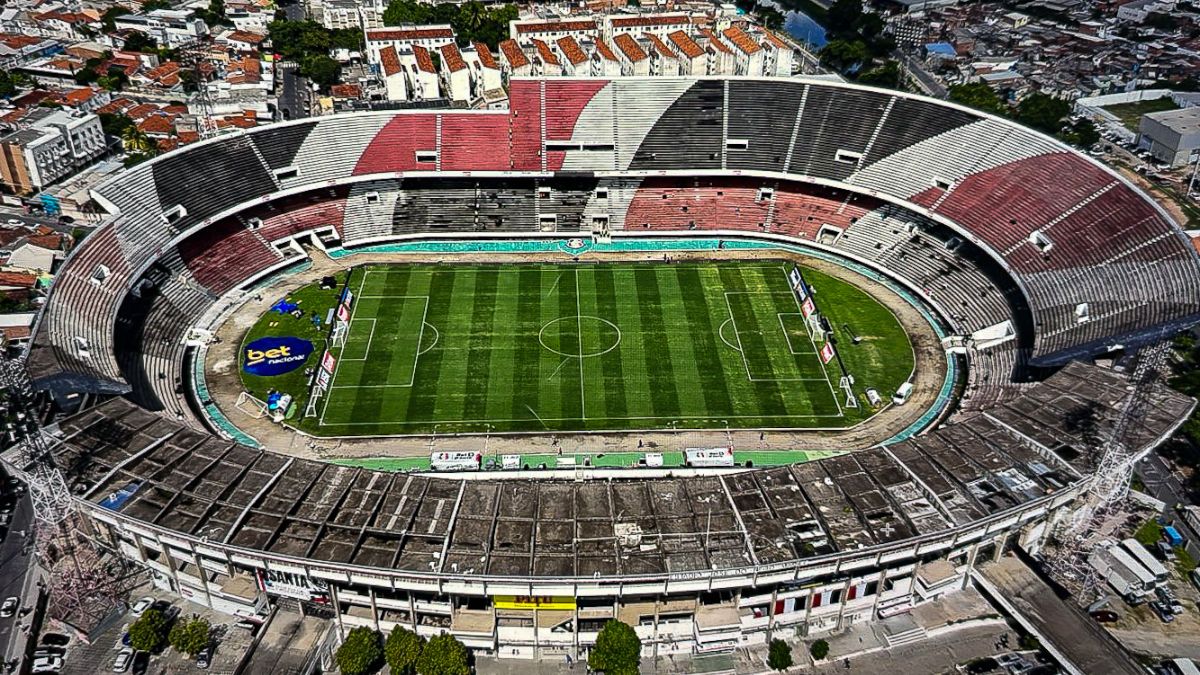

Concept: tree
[[819, 40, 870, 75], [826, 0, 864, 39], [384, 627, 423, 675], [948, 82, 1007, 116], [169, 618, 210, 657], [1015, 92, 1071, 134], [588, 620, 640, 675], [415, 633, 469, 675], [122, 31, 158, 53], [102, 6, 126, 31], [855, 60, 901, 88], [300, 54, 341, 89], [1061, 118, 1100, 148], [121, 125, 155, 156], [128, 609, 170, 653], [141, 0, 172, 10], [767, 639, 793, 671], [335, 627, 383, 675], [809, 639, 829, 661]]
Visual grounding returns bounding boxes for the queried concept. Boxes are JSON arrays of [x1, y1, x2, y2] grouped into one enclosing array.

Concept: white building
[[0, 109, 106, 194], [440, 43, 471, 105], [113, 10, 209, 47], [364, 25, 455, 72]]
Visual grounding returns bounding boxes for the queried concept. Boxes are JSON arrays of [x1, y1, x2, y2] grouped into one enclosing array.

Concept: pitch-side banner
[[340, 287, 353, 307], [801, 297, 816, 318], [336, 303, 349, 322], [790, 268, 809, 300], [820, 342, 835, 364], [321, 350, 336, 374]]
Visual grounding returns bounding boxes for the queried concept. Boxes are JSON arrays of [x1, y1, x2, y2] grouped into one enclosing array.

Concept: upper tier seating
[[34, 77, 1200, 394]]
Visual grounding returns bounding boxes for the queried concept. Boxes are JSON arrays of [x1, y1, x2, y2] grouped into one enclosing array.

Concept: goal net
[[235, 391, 269, 419]]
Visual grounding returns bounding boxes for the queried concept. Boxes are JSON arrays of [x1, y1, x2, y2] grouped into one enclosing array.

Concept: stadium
[[16, 76, 1200, 660]]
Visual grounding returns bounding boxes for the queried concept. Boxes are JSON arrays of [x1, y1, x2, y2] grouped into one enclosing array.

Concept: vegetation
[[415, 633, 470, 675], [948, 82, 1007, 116], [382, 0, 517, 48], [128, 609, 170, 653], [809, 638, 829, 661], [1104, 97, 1179, 132], [384, 627, 423, 675], [335, 627, 384, 675], [1060, 118, 1100, 149], [1014, 92, 1072, 135], [266, 19, 363, 89], [168, 618, 210, 657], [589, 620, 641, 675], [767, 638, 794, 671], [854, 60, 903, 89], [734, 0, 784, 31], [0, 70, 34, 98]]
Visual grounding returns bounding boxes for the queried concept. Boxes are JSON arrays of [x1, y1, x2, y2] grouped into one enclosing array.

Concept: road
[[276, 62, 312, 122], [0, 494, 36, 669], [897, 52, 947, 98]]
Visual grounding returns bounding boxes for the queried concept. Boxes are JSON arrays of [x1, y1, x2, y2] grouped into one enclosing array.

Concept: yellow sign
[[494, 595, 577, 611]]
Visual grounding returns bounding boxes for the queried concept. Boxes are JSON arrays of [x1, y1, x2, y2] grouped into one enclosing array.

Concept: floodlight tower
[[1049, 337, 1173, 601], [0, 357, 123, 628]]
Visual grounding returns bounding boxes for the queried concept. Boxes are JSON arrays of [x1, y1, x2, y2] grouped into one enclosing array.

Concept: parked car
[[41, 633, 70, 647], [1151, 601, 1175, 623], [129, 597, 154, 617], [31, 655, 63, 673], [0, 597, 18, 617], [196, 645, 213, 669], [113, 647, 133, 673], [1089, 610, 1119, 623], [131, 650, 149, 675]]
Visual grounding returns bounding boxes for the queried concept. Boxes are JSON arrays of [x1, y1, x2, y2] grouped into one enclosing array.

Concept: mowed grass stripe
[[675, 266, 735, 417], [402, 269, 451, 428], [512, 268, 545, 428], [718, 265, 792, 418], [462, 268, 499, 422], [654, 267, 709, 419], [611, 268, 653, 425], [483, 268, 520, 425], [343, 268, 413, 425], [634, 267, 682, 420], [592, 268, 629, 422]]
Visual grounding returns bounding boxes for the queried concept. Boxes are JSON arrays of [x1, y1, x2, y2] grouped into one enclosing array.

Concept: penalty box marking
[[723, 292, 829, 383]]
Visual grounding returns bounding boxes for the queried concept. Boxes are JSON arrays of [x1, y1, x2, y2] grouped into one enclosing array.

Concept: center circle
[[538, 316, 621, 358]]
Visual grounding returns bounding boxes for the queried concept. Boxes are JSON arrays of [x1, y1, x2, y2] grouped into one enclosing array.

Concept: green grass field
[[1104, 97, 1179, 132], [241, 260, 915, 436]]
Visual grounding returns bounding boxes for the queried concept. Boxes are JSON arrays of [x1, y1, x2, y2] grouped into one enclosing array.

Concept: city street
[[277, 62, 312, 121], [0, 495, 37, 669]]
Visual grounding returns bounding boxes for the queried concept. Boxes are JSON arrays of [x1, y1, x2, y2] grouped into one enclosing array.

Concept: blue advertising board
[[242, 336, 314, 376]]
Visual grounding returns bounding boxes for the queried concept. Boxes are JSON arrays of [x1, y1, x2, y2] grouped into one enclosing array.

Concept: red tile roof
[[137, 114, 175, 135], [611, 14, 691, 29], [593, 37, 618, 62], [514, 19, 597, 34], [96, 98, 135, 115], [330, 83, 362, 98], [59, 87, 96, 105], [472, 41, 498, 69], [498, 39, 529, 69], [440, 42, 466, 72], [0, 272, 36, 289], [125, 103, 160, 120], [722, 26, 761, 55], [366, 27, 453, 41], [177, 130, 200, 144], [643, 32, 676, 58], [532, 39, 559, 66], [226, 30, 266, 44], [412, 44, 435, 73], [556, 36, 587, 66], [668, 31, 703, 59], [379, 45, 402, 76], [700, 28, 732, 54], [763, 30, 788, 49], [613, 33, 647, 63]]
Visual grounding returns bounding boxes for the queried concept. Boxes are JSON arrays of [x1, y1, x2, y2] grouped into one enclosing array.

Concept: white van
[[640, 453, 664, 468], [892, 382, 913, 405]]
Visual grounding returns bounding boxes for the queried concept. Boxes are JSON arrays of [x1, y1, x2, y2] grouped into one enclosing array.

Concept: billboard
[[255, 569, 330, 603], [820, 342, 836, 364], [321, 350, 336, 373], [336, 303, 349, 322], [493, 595, 577, 611], [241, 336, 313, 376], [801, 298, 816, 318]]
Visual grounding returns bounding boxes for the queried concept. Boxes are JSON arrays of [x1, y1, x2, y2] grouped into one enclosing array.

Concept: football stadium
[[15, 77, 1200, 660]]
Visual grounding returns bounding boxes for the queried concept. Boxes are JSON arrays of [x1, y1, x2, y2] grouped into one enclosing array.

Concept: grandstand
[[16, 76, 1200, 659]]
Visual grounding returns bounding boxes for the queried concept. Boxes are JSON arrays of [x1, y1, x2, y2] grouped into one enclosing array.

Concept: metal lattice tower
[[1049, 339, 1174, 601], [0, 358, 127, 629]]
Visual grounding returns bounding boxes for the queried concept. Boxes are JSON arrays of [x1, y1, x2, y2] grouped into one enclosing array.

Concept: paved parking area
[[53, 586, 254, 675]]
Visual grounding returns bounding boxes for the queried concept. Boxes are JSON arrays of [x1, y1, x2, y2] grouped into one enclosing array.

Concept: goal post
[[235, 391, 269, 419]]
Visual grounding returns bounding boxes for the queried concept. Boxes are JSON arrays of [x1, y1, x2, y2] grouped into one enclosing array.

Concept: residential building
[[0, 109, 105, 195]]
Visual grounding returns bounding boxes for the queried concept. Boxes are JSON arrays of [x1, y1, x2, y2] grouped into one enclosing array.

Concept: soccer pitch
[[306, 260, 914, 435]]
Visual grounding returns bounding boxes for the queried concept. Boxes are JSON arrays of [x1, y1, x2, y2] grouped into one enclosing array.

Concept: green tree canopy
[[415, 633, 470, 675], [767, 639, 793, 671], [168, 618, 210, 657], [335, 627, 384, 675], [1015, 92, 1072, 134], [819, 39, 871, 75], [948, 82, 1007, 116], [855, 60, 901, 88], [809, 639, 830, 661], [382, 0, 515, 48], [588, 620, 640, 675], [300, 54, 341, 89], [128, 609, 170, 653], [385, 627, 423, 675]]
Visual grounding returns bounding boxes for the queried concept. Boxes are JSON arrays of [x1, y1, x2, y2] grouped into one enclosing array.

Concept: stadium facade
[[17, 77, 1200, 659]]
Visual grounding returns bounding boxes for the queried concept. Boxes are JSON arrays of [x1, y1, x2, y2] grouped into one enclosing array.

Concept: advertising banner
[[820, 342, 836, 364], [321, 350, 336, 374], [241, 337, 313, 376], [493, 595, 577, 611], [801, 298, 816, 318], [336, 303, 349, 322], [255, 569, 330, 603]]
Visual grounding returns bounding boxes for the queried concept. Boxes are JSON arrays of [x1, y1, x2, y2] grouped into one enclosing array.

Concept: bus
[[429, 452, 482, 472], [685, 447, 735, 468]]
